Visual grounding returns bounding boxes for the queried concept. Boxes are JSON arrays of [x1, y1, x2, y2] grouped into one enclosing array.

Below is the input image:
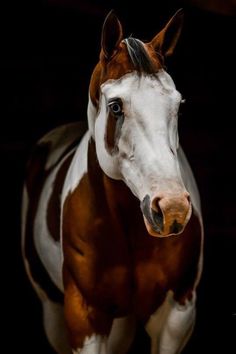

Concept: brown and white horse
[[22, 9, 203, 354]]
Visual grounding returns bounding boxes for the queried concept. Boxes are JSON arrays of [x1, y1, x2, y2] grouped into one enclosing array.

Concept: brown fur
[[62, 139, 201, 348]]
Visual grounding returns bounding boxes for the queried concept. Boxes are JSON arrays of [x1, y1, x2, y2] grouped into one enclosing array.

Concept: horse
[[21, 9, 204, 354]]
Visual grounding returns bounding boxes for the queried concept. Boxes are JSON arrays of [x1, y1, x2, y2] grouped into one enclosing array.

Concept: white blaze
[[94, 70, 186, 202]]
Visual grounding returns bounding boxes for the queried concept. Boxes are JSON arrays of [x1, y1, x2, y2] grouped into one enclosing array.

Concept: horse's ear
[[101, 10, 123, 59], [150, 8, 184, 57]]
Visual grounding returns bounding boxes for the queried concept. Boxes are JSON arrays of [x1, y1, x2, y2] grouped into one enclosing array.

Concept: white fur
[[21, 185, 48, 300], [94, 71, 190, 204], [87, 95, 97, 138], [146, 290, 196, 354], [61, 130, 90, 204], [94, 93, 122, 180], [107, 316, 136, 354], [72, 335, 107, 354], [71, 317, 136, 354], [43, 298, 71, 354], [34, 152, 76, 292]]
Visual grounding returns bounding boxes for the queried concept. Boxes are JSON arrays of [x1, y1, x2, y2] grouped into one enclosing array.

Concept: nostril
[[170, 220, 183, 234], [141, 195, 164, 233], [184, 192, 190, 204], [151, 197, 164, 231], [152, 196, 162, 213], [152, 208, 164, 230]]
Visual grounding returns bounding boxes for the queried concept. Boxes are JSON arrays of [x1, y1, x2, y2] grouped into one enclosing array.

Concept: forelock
[[123, 37, 157, 74]]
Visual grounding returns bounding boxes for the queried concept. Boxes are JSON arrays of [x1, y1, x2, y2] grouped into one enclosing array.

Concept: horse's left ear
[[101, 10, 123, 60], [150, 8, 184, 57]]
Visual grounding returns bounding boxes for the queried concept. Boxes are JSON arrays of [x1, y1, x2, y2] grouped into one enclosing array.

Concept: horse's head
[[88, 9, 192, 238]]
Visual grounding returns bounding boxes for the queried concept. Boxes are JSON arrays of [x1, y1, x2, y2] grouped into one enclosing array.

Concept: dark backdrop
[[1, 1, 236, 353]]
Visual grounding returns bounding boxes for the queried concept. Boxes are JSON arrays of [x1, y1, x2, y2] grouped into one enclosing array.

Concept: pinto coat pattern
[[22, 9, 203, 354]]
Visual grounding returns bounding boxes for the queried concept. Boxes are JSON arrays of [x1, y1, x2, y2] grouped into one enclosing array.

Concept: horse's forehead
[[101, 71, 178, 100]]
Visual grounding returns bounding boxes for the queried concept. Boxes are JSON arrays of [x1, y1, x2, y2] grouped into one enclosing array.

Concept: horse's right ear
[[150, 8, 184, 58], [101, 10, 123, 60]]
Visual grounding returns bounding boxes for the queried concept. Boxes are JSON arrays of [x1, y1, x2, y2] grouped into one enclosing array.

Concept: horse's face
[[89, 10, 192, 237]]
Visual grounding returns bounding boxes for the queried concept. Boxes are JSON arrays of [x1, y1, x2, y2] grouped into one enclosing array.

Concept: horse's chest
[[63, 224, 176, 319], [87, 231, 198, 319], [62, 175, 201, 319]]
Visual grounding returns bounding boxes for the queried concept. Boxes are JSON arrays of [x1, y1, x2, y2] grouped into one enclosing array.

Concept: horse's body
[[22, 10, 203, 354]]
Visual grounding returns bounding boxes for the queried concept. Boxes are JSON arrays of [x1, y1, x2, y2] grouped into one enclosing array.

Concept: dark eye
[[108, 100, 123, 117]]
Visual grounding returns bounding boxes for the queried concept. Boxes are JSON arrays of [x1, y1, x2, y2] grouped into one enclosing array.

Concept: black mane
[[123, 37, 156, 74]]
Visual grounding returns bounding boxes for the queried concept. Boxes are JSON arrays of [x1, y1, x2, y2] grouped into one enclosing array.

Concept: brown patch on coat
[[63, 140, 133, 313], [63, 266, 113, 349], [62, 138, 202, 347], [105, 111, 119, 153], [103, 174, 202, 321]]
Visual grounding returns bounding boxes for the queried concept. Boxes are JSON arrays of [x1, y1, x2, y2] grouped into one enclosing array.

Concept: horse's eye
[[109, 101, 123, 116]]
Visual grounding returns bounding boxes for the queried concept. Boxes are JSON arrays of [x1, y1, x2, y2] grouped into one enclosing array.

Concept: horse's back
[[22, 121, 87, 300]]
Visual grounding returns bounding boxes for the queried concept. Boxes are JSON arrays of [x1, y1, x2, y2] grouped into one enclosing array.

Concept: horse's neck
[[87, 138, 138, 214], [61, 131, 136, 218]]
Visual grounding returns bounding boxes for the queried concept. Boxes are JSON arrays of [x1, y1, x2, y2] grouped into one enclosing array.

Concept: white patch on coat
[[43, 298, 71, 354], [107, 316, 136, 354], [61, 130, 90, 204], [21, 185, 48, 300], [87, 95, 97, 138], [94, 71, 189, 202], [72, 317, 136, 354], [34, 151, 76, 292], [94, 92, 123, 180], [146, 290, 196, 354], [72, 334, 107, 354], [39, 122, 84, 170]]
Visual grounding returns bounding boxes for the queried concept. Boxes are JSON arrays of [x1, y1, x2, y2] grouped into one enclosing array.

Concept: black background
[[1, 1, 236, 353]]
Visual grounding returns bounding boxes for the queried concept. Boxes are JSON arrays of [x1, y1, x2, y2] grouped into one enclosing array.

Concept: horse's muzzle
[[140, 193, 192, 237]]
